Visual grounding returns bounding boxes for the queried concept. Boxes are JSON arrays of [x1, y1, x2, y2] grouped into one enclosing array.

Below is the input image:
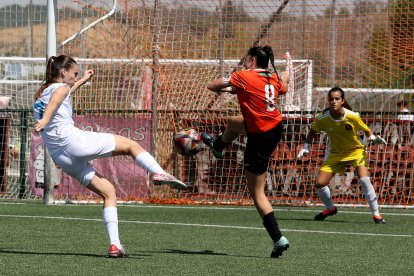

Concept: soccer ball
[[173, 128, 203, 156]]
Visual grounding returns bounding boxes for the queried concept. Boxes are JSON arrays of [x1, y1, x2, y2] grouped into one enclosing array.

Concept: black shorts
[[244, 123, 283, 174]]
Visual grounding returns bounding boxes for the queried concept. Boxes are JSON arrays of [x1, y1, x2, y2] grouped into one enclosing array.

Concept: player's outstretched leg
[[134, 151, 187, 189], [271, 236, 290, 258], [200, 132, 225, 158], [152, 173, 187, 189]]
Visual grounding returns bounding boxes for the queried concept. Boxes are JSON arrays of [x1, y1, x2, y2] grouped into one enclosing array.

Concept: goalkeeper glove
[[297, 143, 310, 160], [369, 134, 387, 145]]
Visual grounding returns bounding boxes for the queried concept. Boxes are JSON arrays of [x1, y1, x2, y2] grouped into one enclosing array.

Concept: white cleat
[[152, 173, 187, 190]]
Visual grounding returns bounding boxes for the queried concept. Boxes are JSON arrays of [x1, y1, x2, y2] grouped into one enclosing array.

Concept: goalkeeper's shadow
[[149, 248, 227, 256], [147, 248, 271, 259]]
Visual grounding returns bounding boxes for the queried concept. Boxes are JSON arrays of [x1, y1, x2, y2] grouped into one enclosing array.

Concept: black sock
[[262, 211, 282, 242], [213, 135, 228, 151]]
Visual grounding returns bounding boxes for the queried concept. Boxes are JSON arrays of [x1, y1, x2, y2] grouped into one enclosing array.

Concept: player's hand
[[34, 119, 46, 132], [297, 143, 310, 159], [369, 134, 387, 145], [281, 70, 290, 84], [81, 69, 95, 82]]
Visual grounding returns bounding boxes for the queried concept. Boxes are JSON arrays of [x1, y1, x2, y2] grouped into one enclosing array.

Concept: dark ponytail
[[34, 55, 77, 100], [262, 45, 279, 79], [246, 45, 280, 78]]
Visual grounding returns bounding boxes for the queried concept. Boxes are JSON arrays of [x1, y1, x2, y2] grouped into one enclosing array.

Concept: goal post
[[1, 0, 413, 207], [43, 0, 57, 205], [42, 0, 118, 204], [0, 56, 312, 204]]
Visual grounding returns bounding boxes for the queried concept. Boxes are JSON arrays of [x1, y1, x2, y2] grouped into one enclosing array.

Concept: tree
[[338, 7, 350, 17], [353, 1, 377, 16], [220, 0, 253, 38], [389, 0, 414, 88]]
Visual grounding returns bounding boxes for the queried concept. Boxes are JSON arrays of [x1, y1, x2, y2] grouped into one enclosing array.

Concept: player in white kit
[[33, 55, 186, 258]]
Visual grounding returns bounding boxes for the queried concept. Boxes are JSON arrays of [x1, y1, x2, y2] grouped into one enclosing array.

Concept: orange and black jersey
[[229, 69, 286, 133]]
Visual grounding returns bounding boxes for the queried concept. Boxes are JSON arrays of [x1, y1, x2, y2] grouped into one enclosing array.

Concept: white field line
[[0, 214, 413, 238], [122, 205, 414, 217]]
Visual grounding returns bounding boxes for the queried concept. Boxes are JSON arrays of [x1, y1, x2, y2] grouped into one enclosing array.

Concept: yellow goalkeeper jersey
[[312, 108, 370, 162]]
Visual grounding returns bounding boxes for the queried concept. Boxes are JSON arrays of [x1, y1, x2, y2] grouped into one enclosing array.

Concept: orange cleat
[[314, 207, 338, 221], [108, 244, 127, 258], [373, 215, 385, 224]]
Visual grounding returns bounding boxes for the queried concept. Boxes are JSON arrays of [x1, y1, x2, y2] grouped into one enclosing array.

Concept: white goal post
[[0, 56, 314, 111]]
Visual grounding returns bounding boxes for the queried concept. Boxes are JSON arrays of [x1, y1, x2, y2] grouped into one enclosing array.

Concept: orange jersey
[[230, 69, 287, 133]]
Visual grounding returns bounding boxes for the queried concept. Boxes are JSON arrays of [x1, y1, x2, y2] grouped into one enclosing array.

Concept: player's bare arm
[[207, 77, 234, 93], [280, 70, 290, 92], [304, 129, 316, 144], [70, 69, 94, 93], [34, 86, 70, 132], [297, 129, 315, 159]]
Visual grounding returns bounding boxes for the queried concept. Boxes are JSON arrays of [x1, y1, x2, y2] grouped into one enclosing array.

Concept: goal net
[[0, 0, 412, 207]]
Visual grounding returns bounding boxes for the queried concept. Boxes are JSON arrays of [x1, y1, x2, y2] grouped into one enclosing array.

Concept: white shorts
[[52, 129, 116, 186]]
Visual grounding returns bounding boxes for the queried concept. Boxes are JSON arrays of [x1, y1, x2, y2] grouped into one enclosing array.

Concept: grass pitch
[[0, 202, 413, 276]]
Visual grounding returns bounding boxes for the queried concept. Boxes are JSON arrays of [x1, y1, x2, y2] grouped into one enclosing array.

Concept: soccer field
[[0, 202, 413, 276]]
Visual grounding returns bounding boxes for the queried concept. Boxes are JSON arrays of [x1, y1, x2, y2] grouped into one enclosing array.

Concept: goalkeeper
[[297, 87, 386, 224]]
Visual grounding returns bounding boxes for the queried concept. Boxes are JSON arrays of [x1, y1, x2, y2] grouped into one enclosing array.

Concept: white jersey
[[33, 82, 116, 186], [33, 83, 78, 158]]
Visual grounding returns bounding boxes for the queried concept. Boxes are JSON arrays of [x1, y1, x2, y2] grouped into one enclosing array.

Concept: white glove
[[297, 143, 310, 159], [369, 134, 387, 145], [220, 86, 232, 92]]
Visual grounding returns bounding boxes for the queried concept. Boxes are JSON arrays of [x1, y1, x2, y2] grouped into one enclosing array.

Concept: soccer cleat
[[271, 236, 289, 258], [108, 244, 127, 258], [314, 207, 338, 221], [373, 215, 385, 224], [152, 173, 187, 190], [200, 132, 224, 159]]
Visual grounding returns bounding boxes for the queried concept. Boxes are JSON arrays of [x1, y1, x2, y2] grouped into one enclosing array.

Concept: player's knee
[[90, 178, 117, 200], [315, 182, 326, 189], [102, 180, 117, 199], [115, 136, 141, 154]]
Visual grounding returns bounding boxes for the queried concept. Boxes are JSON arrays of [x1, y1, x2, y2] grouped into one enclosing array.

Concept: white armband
[[221, 86, 232, 92]]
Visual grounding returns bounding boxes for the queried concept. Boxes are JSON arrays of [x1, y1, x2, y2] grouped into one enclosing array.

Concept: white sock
[[359, 176, 380, 216], [317, 186, 335, 210], [103, 207, 121, 247], [135, 152, 165, 174]]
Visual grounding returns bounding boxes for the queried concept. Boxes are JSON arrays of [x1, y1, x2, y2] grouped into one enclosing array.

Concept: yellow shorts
[[320, 156, 367, 174]]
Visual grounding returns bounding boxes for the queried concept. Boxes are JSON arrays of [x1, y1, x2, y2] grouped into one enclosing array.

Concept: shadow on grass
[[0, 248, 150, 258], [157, 249, 227, 256], [0, 248, 281, 259], [278, 217, 365, 224], [145, 249, 270, 259]]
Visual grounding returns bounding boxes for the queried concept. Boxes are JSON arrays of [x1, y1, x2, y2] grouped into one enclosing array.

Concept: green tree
[[389, 0, 414, 88], [366, 24, 393, 87], [353, 1, 377, 16], [338, 7, 350, 17], [186, 7, 214, 36]]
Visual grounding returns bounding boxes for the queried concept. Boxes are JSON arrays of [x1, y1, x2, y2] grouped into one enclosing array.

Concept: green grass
[[0, 202, 413, 276]]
